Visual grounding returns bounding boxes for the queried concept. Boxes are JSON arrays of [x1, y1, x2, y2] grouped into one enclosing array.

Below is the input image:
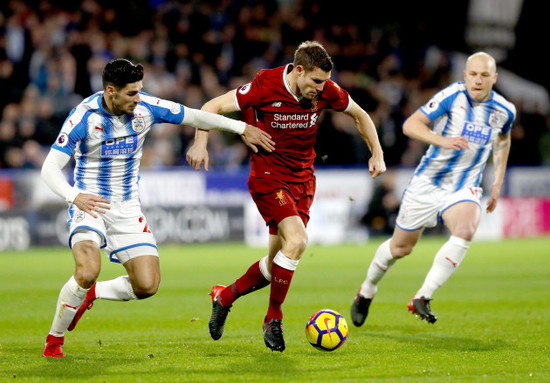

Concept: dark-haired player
[[41, 58, 275, 357]]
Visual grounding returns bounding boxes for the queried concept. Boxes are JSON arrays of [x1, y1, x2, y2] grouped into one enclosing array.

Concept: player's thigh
[[268, 234, 283, 260], [277, 215, 308, 259], [390, 225, 423, 257], [440, 186, 482, 240], [441, 201, 481, 240], [123, 255, 161, 297], [71, 239, 102, 287], [72, 239, 102, 270]]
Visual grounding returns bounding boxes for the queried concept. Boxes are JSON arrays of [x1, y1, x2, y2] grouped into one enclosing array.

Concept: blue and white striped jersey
[[414, 82, 516, 191], [52, 91, 185, 201]]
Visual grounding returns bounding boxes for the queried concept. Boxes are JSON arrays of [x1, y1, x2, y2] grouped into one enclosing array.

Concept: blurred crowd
[[0, 0, 548, 171]]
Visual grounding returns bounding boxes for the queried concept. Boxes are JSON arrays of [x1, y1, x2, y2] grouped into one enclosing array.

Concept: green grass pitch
[[0, 237, 548, 382]]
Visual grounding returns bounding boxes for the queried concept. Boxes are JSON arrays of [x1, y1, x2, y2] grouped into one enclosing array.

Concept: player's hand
[[486, 184, 501, 213], [73, 193, 110, 218], [241, 125, 275, 153], [368, 156, 386, 178], [186, 143, 210, 171], [442, 136, 469, 150]]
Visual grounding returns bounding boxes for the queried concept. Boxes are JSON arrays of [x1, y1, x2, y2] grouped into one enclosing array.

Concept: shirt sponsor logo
[[101, 136, 137, 157], [461, 122, 492, 145], [270, 113, 316, 129]]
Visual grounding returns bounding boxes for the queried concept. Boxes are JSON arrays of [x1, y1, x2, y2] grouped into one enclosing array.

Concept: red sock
[[266, 263, 294, 321], [220, 260, 270, 306]]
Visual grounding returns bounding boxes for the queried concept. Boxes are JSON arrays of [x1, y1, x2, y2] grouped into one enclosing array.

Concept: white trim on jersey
[[282, 63, 300, 102]]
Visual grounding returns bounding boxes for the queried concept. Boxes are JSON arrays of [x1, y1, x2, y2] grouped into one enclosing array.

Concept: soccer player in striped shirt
[[351, 52, 515, 326], [187, 41, 386, 351], [41, 58, 275, 357]]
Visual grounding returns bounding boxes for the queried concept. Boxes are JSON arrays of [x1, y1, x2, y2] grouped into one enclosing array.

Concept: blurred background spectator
[[0, 0, 548, 171]]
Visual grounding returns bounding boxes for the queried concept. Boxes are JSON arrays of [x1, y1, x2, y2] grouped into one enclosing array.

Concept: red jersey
[[234, 64, 351, 182]]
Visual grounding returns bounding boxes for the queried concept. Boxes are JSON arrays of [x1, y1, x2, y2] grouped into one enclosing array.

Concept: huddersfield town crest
[[74, 210, 85, 223], [488, 110, 504, 128], [131, 117, 146, 133]]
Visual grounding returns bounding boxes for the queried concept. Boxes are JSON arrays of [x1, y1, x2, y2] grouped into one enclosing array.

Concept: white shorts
[[396, 176, 482, 231], [68, 198, 158, 264]]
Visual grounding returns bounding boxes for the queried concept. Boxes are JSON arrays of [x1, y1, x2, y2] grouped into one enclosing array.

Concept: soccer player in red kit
[[187, 41, 386, 351]]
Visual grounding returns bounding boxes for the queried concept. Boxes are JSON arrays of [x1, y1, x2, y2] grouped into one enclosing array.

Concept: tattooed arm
[[487, 133, 512, 212]]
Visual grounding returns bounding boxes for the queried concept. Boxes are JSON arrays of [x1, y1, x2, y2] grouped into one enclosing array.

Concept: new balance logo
[[272, 102, 282, 107]]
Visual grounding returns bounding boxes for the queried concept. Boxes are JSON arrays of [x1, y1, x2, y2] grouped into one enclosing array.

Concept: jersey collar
[[283, 63, 302, 102]]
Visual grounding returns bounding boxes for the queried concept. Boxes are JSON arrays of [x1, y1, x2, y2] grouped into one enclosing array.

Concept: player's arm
[[403, 110, 469, 150], [187, 91, 238, 171], [41, 149, 110, 218], [345, 99, 386, 178], [486, 132, 511, 212], [185, 90, 274, 171]]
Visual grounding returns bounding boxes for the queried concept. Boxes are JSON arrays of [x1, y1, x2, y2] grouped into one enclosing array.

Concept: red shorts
[[248, 176, 316, 235]]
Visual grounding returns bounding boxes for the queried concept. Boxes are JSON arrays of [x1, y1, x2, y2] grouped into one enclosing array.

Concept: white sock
[[273, 251, 299, 271], [360, 239, 397, 298], [95, 276, 137, 301], [259, 255, 272, 280], [49, 276, 89, 337], [415, 236, 470, 299]]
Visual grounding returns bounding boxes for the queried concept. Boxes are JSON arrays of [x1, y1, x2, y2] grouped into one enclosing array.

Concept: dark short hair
[[102, 58, 144, 89], [294, 41, 333, 73]]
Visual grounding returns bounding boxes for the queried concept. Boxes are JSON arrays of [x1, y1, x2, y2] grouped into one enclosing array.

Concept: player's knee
[[73, 241, 101, 288], [284, 233, 308, 259], [133, 278, 160, 299], [295, 235, 308, 254], [74, 267, 99, 288], [452, 225, 476, 242], [391, 243, 414, 258], [134, 288, 157, 300]]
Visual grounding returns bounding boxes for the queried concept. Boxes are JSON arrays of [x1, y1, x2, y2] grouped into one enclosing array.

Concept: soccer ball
[[305, 309, 348, 351]]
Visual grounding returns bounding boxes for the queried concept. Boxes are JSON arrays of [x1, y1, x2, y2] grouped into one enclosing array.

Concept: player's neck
[[102, 95, 123, 115], [102, 96, 114, 114]]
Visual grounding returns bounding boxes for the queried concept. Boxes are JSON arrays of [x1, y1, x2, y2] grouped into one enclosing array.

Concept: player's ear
[[105, 85, 116, 96]]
